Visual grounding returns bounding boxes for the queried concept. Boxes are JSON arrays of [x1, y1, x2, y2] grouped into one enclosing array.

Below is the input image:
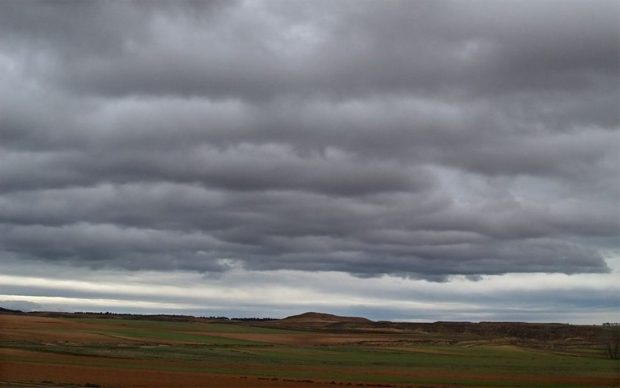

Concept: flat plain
[[0, 312, 618, 387]]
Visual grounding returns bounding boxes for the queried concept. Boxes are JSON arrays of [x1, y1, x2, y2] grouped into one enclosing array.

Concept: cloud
[[3, 1, 616, 100], [0, 0, 618, 280]]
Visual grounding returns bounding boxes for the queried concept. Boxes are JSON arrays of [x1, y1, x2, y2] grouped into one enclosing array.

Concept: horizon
[[3, 307, 618, 326], [2, 263, 619, 325], [1, 0, 619, 325]]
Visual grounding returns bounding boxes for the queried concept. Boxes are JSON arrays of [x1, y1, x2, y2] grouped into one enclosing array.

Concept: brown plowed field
[[0, 361, 341, 387], [194, 331, 396, 346], [3, 358, 617, 388]]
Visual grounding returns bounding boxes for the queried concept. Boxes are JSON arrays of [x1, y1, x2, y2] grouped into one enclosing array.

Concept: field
[[1, 312, 618, 387]]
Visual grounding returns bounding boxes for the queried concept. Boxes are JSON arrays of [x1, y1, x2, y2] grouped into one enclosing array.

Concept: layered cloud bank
[[0, 0, 618, 314], [1, 257, 619, 323]]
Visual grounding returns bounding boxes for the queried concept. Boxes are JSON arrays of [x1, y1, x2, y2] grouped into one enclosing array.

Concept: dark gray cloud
[[0, 0, 618, 279]]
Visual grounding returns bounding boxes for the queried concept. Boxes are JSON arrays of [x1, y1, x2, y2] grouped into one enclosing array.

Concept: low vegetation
[[0, 311, 618, 387]]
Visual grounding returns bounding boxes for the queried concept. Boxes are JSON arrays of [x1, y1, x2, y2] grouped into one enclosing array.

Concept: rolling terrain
[[0, 311, 618, 387]]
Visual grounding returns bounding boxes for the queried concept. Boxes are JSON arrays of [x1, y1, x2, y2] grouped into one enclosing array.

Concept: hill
[[248, 312, 609, 346], [283, 312, 371, 323], [0, 306, 23, 314], [262, 311, 373, 330]]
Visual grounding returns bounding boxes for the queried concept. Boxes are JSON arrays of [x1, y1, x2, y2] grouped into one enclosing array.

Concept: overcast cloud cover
[[0, 0, 618, 322]]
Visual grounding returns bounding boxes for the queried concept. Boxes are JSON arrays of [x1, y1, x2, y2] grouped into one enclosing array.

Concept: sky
[[0, 0, 618, 323]]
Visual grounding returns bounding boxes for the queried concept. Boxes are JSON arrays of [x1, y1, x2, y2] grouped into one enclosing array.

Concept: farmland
[[0, 312, 618, 387]]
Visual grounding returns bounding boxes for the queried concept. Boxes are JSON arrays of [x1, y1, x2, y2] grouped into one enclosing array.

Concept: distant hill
[[0, 306, 23, 314], [244, 312, 607, 343], [263, 312, 373, 330], [283, 312, 372, 323]]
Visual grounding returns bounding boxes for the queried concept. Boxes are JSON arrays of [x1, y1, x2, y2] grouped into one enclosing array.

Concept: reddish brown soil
[[0, 315, 124, 344], [0, 315, 190, 345], [3, 359, 616, 388], [190, 331, 397, 346], [0, 361, 341, 387]]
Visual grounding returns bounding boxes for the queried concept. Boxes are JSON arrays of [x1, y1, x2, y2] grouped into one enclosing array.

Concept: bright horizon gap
[[1, 259, 618, 325], [1, 298, 617, 326]]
